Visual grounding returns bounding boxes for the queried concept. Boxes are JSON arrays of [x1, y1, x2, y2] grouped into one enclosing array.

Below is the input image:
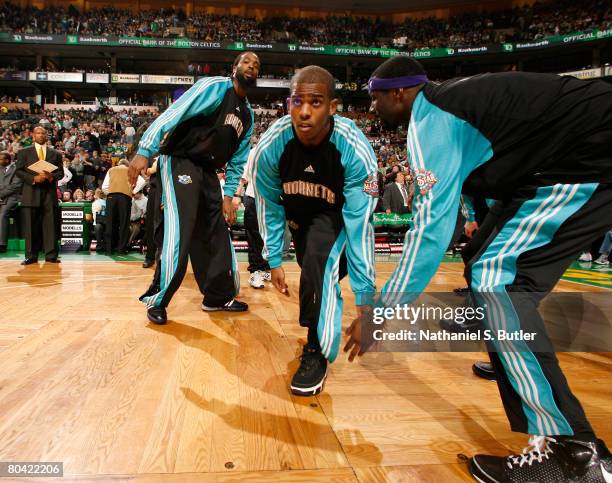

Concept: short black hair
[[290, 65, 336, 99], [372, 56, 426, 79], [233, 51, 258, 68]]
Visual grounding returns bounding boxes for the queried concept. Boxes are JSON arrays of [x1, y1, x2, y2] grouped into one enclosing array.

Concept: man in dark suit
[[382, 170, 412, 214], [0, 151, 23, 253], [15, 126, 63, 264]]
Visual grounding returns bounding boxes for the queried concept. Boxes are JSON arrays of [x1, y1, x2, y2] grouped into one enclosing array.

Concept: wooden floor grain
[[0, 259, 609, 481]]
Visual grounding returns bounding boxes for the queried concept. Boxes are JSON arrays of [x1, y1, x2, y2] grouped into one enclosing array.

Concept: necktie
[[401, 185, 408, 205], [37, 145, 44, 160]]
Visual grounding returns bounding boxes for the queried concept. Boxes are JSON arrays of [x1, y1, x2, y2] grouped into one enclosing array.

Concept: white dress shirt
[[58, 167, 73, 186], [396, 182, 408, 206], [130, 195, 148, 221]]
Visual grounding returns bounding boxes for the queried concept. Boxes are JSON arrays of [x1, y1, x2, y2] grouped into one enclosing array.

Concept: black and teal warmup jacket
[[136, 77, 254, 198], [251, 115, 379, 305], [382, 71, 612, 301]]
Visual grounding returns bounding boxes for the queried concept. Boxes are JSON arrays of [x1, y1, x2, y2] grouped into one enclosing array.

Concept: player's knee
[[302, 249, 331, 271]]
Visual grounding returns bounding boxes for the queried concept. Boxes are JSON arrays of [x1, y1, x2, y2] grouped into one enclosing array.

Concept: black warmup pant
[[22, 203, 59, 260], [141, 186, 165, 297], [292, 211, 347, 362], [465, 182, 612, 437], [94, 222, 105, 250], [243, 195, 269, 273], [144, 179, 158, 262], [447, 208, 466, 251], [105, 193, 131, 253], [142, 155, 238, 309]]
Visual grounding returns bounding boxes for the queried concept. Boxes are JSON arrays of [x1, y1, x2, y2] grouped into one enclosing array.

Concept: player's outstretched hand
[[344, 305, 374, 362], [129, 154, 148, 187], [270, 267, 289, 296]]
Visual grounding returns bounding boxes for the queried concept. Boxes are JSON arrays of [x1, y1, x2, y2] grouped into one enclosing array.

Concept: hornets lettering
[[224, 113, 244, 138], [283, 180, 336, 204]]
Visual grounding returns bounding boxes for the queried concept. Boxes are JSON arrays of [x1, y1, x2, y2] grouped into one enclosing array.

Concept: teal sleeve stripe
[[382, 93, 493, 307], [251, 116, 293, 268], [461, 195, 476, 222], [382, 120, 452, 307], [334, 117, 377, 299], [335, 117, 378, 172], [138, 77, 230, 157]]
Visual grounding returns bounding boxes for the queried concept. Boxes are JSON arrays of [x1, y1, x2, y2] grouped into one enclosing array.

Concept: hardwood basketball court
[[0, 256, 610, 482]]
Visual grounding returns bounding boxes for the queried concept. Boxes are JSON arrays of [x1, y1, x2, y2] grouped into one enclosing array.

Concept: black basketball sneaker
[[472, 361, 497, 381], [290, 343, 328, 397], [201, 298, 248, 312], [469, 435, 612, 482]]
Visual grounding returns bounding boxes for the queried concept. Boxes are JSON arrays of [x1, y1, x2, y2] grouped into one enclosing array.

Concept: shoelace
[[297, 348, 320, 376], [507, 436, 557, 469]]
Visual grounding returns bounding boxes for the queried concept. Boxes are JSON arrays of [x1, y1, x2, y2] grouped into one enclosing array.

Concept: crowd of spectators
[[1, 101, 413, 213], [0, 106, 155, 194], [0, 98, 419, 261], [0, 0, 609, 49], [0, 106, 30, 121], [0, 3, 263, 41]]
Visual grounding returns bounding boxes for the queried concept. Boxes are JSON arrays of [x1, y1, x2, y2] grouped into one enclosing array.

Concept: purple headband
[[368, 74, 429, 92]]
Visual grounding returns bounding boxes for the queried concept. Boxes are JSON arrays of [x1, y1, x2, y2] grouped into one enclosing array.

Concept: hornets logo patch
[[414, 169, 438, 195], [177, 174, 192, 185], [363, 174, 379, 197]]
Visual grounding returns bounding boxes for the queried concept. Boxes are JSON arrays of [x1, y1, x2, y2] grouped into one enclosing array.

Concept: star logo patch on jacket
[[177, 174, 192, 185], [414, 169, 438, 195], [363, 173, 379, 197]]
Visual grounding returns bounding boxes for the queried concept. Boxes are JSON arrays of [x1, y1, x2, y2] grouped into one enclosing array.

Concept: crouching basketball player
[[367, 56, 612, 482], [251, 66, 378, 396]]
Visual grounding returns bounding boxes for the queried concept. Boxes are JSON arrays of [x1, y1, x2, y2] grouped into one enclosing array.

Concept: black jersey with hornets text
[[137, 77, 254, 198], [251, 114, 379, 295], [277, 117, 346, 224], [158, 86, 252, 169]]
